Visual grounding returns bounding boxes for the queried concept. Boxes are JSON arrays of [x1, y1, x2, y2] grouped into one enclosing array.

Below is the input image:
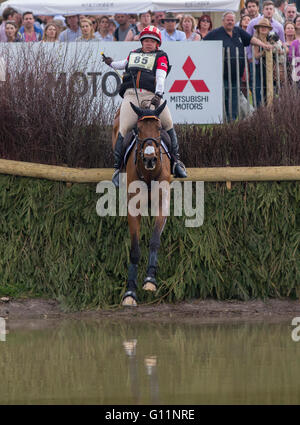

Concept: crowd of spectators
[[0, 2, 299, 120], [0, 9, 219, 43]]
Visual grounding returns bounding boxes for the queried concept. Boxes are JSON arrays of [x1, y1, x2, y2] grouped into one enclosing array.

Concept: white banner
[[0, 41, 223, 123], [1, 0, 241, 15], [164, 41, 223, 123]]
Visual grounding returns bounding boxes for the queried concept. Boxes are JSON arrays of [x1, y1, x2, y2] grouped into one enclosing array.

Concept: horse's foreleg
[[122, 215, 141, 306], [143, 215, 167, 292]]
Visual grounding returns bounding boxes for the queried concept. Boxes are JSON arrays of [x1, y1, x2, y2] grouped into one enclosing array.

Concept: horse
[[112, 100, 171, 306]]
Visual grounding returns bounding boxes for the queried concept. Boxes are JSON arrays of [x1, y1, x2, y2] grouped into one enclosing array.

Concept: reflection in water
[[0, 319, 300, 404], [122, 339, 160, 404]]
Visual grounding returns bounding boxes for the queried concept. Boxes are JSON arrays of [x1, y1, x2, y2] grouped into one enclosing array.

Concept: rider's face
[[142, 38, 158, 52]]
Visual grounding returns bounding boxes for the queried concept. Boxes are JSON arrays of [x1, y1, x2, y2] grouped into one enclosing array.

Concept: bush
[[0, 44, 299, 168]]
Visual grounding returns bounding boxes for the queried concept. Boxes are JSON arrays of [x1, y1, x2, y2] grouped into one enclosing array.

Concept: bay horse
[[112, 100, 171, 306]]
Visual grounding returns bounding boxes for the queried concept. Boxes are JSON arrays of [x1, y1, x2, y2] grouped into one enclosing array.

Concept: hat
[[254, 17, 273, 30], [161, 12, 179, 23], [140, 25, 162, 45], [54, 14, 66, 25]]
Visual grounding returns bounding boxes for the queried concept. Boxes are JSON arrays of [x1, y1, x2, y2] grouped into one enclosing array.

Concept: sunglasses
[[201, 19, 210, 22]]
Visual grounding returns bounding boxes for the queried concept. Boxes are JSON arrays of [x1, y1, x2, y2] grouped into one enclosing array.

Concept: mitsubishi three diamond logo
[[169, 56, 210, 93]]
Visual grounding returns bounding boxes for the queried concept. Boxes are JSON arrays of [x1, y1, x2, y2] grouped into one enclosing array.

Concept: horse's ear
[[130, 102, 143, 118], [155, 100, 167, 117]]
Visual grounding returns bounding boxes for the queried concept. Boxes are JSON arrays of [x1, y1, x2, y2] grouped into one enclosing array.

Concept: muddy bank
[[1, 297, 300, 324]]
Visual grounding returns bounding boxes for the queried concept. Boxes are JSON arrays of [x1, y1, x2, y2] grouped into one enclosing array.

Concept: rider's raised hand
[[102, 56, 113, 66]]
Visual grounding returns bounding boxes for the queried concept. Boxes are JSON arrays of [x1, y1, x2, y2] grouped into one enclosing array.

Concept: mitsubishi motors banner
[[0, 41, 223, 124], [164, 41, 223, 123]]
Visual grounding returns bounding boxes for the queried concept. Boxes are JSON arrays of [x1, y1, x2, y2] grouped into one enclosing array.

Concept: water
[[0, 319, 299, 404]]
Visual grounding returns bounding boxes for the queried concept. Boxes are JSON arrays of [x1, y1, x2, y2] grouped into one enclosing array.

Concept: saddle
[[122, 129, 172, 167]]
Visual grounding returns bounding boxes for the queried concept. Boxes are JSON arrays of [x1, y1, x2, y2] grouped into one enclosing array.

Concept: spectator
[[161, 12, 186, 41], [152, 11, 165, 31], [176, 14, 183, 26], [128, 14, 139, 36], [284, 21, 296, 50], [0, 7, 19, 42], [125, 11, 152, 41], [247, 1, 285, 64], [236, 7, 249, 27], [128, 14, 138, 27], [178, 15, 201, 41], [108, 19, 116, 36], [97, 16, 114, 41], [114, 14, 131, 41], [273, 0, 287, 25], [36, 15, 53, 31], [252, 18, 273, 103], [5, 20, 19, 42], [294, 14, 300, 36], [240, 14, 251, 30], [42, 22, 59, 42], [204, 11, 272, 120], [53, 15, 66, 27], [87, 16, 99, 37], [245, 0, 260, 20], [77, 18, 98, 41], [196, 15, 213, 39], [59, 15, 81, 42], [289, 15, 300, 61], [17, 11, 43, 42], [283, 21, 296, 81], [284, 4, 297, 23], [52, 19, 65, 35]]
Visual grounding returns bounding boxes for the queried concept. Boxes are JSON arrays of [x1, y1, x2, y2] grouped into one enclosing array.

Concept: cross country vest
[[119, 48, 170, 98]]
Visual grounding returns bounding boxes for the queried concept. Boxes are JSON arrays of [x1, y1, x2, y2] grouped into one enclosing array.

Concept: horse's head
[[130, 101, 167, 172]]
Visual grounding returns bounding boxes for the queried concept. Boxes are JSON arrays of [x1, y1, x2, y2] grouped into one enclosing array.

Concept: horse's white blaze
[[144, 146, 155, 155]]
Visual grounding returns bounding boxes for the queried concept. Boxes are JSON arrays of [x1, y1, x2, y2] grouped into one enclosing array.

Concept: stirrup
[[173, 160, 187, 178], [112, 169, 120, 187]]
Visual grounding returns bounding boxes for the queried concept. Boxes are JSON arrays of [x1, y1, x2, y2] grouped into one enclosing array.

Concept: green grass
[[0, 175, 299, 311]]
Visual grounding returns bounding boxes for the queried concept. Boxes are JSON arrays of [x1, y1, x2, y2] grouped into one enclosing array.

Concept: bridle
[[134, 116, 163, 181]]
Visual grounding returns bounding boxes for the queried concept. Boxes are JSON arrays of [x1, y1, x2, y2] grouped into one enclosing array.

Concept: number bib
[[128, 52, 156, 71]]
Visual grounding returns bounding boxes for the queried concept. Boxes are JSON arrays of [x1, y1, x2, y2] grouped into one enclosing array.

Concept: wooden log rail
[[0, 159, 300, 182]]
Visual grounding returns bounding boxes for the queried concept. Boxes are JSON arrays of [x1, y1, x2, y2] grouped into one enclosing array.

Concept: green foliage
[[0, 176, 299, 310]]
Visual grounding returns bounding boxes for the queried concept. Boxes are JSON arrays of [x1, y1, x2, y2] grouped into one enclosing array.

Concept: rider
[[102, 25, 187, 187]]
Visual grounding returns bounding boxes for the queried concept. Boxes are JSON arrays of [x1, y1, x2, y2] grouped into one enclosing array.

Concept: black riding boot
[[167, 128, 187, 178], [112, 133, 124, 187]]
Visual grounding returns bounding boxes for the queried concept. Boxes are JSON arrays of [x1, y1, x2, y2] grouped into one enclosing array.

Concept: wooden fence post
[[266, 49, 273, 105]]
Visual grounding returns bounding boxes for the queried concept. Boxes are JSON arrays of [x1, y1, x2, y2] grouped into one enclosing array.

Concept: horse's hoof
[[143, 277, 157, 292], [143, 282, 157, 292], [122, 296, 137, 307], [122, 290, 138, 306]]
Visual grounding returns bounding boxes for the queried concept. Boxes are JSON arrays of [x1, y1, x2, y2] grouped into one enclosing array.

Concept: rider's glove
[[102, 56, 113, 66], [150, 93, 163, 108]]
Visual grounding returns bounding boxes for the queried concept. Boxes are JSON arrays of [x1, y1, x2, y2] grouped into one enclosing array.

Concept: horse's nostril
[[144, 157, 157, 170]]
